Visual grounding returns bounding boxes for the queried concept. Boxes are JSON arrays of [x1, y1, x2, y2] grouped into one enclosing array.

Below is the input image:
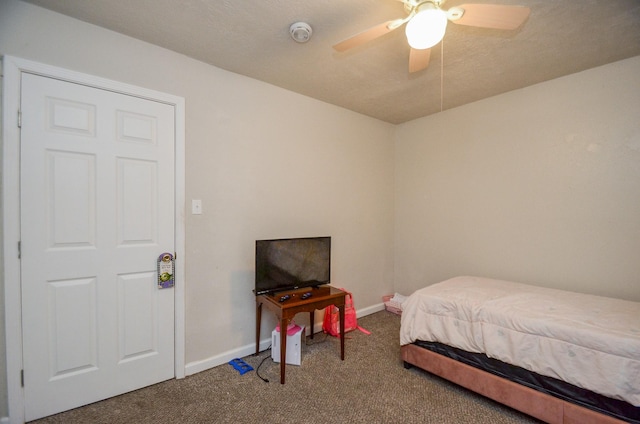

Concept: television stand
[[255, 285, 347, 384]]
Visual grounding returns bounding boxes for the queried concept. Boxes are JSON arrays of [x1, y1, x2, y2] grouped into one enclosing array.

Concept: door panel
[[47, 277, 98, 378], [118, 271, 158, 361], [117, 158, 157, 244], [21, 72, 175, 421]]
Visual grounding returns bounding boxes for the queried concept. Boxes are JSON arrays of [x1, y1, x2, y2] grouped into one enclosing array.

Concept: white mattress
[[400, 276, 640, 406]]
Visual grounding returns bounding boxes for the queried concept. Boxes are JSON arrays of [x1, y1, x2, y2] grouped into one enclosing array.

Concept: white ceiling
[[23, 0, 640, 124]]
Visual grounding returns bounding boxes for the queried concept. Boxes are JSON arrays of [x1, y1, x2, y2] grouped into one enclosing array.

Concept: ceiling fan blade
[[451, 4, 530, 30], [333, 20, 401, 52], [409, 48, 431, 73]]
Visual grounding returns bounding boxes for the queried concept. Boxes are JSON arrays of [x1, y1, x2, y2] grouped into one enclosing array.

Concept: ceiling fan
[[333, 0, 530, 73]]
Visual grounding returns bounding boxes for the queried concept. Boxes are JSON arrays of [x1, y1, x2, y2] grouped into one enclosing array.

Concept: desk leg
[[255, 301, 262, 355], [279, 317, 288, 384], [339, 304, 345, 360], [309, 311, 314, 339]]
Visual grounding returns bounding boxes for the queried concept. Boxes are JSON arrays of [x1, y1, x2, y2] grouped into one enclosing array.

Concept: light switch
[[192, 199, 202, 215]]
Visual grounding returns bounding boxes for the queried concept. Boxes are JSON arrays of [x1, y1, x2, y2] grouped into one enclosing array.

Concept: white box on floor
[[271, 325, 305, 366]]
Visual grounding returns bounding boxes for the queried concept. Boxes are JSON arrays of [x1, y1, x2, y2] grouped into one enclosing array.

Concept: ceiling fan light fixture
[[405, 6, 448, 49]]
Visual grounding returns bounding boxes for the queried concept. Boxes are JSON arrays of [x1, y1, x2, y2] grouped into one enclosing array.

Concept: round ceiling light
[[405, 5, 448, 50], [290, 22, 313, 43]]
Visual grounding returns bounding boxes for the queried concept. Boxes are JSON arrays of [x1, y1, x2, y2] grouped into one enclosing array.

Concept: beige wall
[[394, 56, 640, 301], [1, 0, 395, 418]]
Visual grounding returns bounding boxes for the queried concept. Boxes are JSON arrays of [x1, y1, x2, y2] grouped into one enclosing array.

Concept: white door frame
[[2, 55, 186, 423]]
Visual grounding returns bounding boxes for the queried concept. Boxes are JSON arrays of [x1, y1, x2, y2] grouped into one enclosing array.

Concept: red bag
[[322, 290, 358, 336]]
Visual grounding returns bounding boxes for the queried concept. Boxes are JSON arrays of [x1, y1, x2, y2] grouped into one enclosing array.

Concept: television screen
[[254, 236, 331, 296]]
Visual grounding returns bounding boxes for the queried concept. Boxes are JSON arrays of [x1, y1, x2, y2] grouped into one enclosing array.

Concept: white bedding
[[400, 276, 640, 406]]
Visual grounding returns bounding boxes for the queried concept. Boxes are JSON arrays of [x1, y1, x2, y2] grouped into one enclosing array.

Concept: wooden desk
[[255, 285, 346, 384]]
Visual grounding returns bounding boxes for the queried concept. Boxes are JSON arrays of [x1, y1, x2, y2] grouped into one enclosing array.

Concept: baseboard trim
[[184, 303, 385, 376], [185, 339, 271, 376], [356, 302, 385, 318]]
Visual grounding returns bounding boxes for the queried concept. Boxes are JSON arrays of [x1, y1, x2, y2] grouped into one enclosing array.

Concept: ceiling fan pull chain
[[440, 38, 444, 113]]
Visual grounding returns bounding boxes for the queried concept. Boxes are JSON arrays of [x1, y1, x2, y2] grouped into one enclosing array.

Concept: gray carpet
[[32, 311, 541, 423]]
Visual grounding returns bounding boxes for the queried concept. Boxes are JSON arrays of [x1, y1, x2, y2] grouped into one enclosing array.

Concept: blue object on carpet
[[229, 358, 253, 375]]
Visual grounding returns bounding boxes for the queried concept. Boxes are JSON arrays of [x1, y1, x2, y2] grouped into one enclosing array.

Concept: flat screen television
[[254, 236, 331, 296]]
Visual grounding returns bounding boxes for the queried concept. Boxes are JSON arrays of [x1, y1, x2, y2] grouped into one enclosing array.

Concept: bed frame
[[401, 343, 627, 424]]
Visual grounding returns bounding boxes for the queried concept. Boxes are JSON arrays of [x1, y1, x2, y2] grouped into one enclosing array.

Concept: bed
[[399, 276, 640, 424]]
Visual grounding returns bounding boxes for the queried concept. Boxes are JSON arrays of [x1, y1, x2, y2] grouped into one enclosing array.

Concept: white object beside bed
[[400, 276, 640, 406]]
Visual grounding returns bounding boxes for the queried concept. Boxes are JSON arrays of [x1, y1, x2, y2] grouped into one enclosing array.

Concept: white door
[[20, 72, 176, 421]]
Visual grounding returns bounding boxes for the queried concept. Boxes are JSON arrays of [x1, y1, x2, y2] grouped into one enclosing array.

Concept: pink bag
[[322, 290, 358, 336]]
